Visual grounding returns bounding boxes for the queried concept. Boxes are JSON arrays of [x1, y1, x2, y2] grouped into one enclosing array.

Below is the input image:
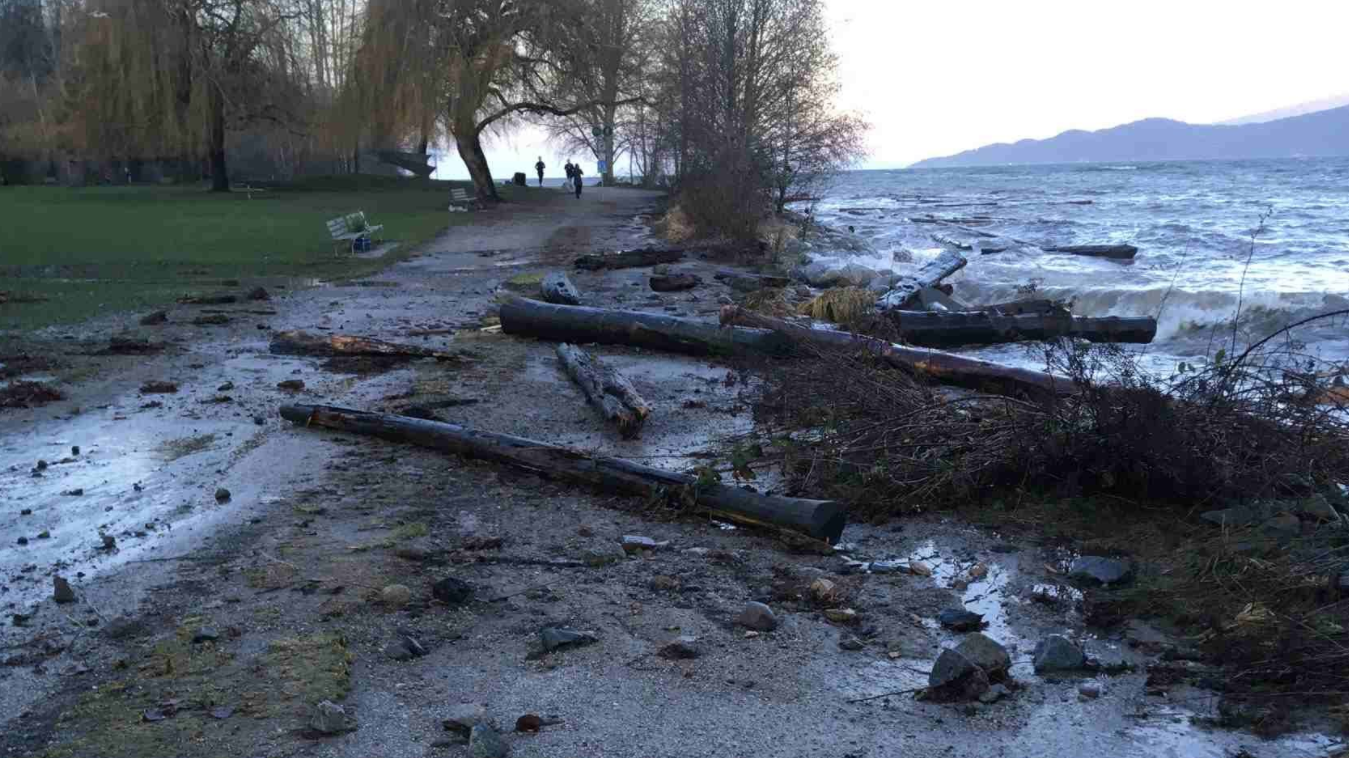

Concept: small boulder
[[140, 310, 169, 326], [442, 704, 487, 738], [432, 576, 474, 605], [824, 608, 858, 624], [309, 700, 350, 734], [214, 488, 231, 502], [810, 578, 838, 603], [538, 627, 598, 653], [1068, 556, 1132, 585], [1033, 635, 1086, 673], [277, 379, 305, 391], [659, 636, 700, 660], [581, 541, 627, 566], [954, 633, 1011, 680], [1078, 680, 1103, 699], [937, 608, 985, 632], [468, 722, 510, 758], [621, 535, 663, 554], [380, 584, 413, 607], [736, 601, 778, 631], [385, 633, 428, 661], [838, 635, 864, 651], [53, 576, 76, 603], [100, 533, 117, 550], [978, 683, 1010, 704], [191, 627, 220, 643], [928, 648, 990, 700]]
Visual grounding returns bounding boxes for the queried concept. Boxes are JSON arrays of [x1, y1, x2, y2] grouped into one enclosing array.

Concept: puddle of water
[[1125, 705, 1340, 758]]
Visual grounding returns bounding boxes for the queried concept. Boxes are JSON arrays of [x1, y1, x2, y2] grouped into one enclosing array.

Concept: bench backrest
[[450, 188, 470, 201], [326, 216, 350, 238], [326, 212, 368, 238]]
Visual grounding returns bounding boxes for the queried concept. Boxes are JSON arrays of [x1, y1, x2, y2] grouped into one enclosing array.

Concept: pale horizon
[[444, 0, 1348, 178]]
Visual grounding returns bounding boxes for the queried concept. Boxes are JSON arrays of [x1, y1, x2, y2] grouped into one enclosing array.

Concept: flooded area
[[2, 187, 1343, 758]]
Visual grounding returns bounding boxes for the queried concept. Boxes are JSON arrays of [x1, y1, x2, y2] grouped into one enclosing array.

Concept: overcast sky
[[441, 0, 1349, 178]]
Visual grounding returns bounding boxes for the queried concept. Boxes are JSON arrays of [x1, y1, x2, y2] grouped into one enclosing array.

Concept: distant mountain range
[[1218, 93, 1349, 125], [911, 104, 1349, 168]]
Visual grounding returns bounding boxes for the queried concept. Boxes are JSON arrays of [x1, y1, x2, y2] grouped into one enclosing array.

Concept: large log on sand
[[875, 250, 968, 311], [575, 247, 684, 271], [887, 310, 1156, 347], [1043, 244, 1138, 260], [650, 273, 702, 292], [541, 272, 583, 305], [269, 330, 464, 361], [720, 306, 1070, 398], [556, 343, 651, 438], [714, 270, 792, 293], [279, 404, 846, 542], [500, 297, 788, 356]]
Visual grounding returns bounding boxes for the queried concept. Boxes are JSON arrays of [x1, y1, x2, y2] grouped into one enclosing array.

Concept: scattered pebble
[[1079, 681, 1103, 699], [659, 636, 700, 660], [937, 608, 985, 632], [380, 584, 412, 607], [214, 488, 231, 502], [277, 379, 305, 391], [309, 700, 349, 734], [468, 722, 509, 758], [71, 445, 80, 456], [736, 601, 778, 631], [432, 576, 474, 605], [1033, 635, 1087, 673], [53, 576, 76, 603], [192, 627, 220, 643]]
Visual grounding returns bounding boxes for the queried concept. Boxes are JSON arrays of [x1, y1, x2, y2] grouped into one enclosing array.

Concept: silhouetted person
[[572, 164, 584, 198], [535, 157, 545, 186], [564, 161, 575, 190]]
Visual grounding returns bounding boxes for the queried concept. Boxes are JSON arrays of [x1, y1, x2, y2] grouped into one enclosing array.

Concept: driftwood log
[[650, 273, 701, 292], [279, 404, 846, 542], [541, 272, 583, 305], [719, 306, 1070, 398], [177, 293, 238, 305], [575, 247, 685, 271], [976, 299, 1067, 316], [875, 250, 968, 311], [714, 270, 792, 293], [500, 298, 788, 357], [885, 310, 1156, 347], [555, 343, 651, 438], [269, 330, 465, 361], [1043, 244, 1138, 260]]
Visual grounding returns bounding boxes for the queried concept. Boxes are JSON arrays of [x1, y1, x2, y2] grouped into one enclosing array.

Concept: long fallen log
[[885, 310, 1156, 347], [541, 272, 583, 305], [1042, 244, 1138, 260], [500, 298, 788, 357], [719, 306, 1070, 398], [556, 343, 651, 438], [650, 273, 702, 292], [713, 270, 792, 293], [269, 330, 465, 361], [279, 404, 846, 542], [574, 247, 685, 271], [875, 250, 968, 311], [975, 299, 1067, 316]]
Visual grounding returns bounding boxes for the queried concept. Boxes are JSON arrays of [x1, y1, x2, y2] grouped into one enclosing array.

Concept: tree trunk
[[720, 306, 1071, 399], [883, 310, 1157, 347], [208, 93, 229, 192], [456, 131, 500, 203], [500, 298, 788, 357], [269, 330, 467, 361], [574, 247, 684, 270], [279, 404, 846, 542], [875, 250, 968, 311], [555, 343, 651, 438]]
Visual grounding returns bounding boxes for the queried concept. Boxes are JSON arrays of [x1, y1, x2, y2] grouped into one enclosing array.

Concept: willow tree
[[357, 0, 640, 203], [67, 0, 299, 191]]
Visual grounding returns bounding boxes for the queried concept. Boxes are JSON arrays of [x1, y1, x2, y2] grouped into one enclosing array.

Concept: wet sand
[[0, 187, 1337, 757]]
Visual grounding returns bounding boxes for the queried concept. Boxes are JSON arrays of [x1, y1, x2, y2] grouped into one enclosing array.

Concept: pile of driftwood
[[275, 240, 1155, 544]]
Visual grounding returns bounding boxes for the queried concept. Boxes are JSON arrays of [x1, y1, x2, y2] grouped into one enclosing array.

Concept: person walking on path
[[563, 160, 575, 191], [572, 164, 584, 198], [535, 157, 546, 186]]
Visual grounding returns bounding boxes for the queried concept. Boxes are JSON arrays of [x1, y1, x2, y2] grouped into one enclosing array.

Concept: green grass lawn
[[0, 175, 546, 331]]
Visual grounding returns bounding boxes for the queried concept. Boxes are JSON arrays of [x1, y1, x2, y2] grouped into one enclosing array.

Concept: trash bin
[[512, 172, 527, 186]]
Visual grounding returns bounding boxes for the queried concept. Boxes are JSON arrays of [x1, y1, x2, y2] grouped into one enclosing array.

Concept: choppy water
[[806, 158, 1349, 374]]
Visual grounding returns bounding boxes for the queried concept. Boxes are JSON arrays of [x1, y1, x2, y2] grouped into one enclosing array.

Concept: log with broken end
[[650, 273, 702, 292], [278, 404, 846, 542], [541, 272, 583, 305], [719, 306, 1071, 398], [269, 330, 466, 361], [713, 270, 793, 293], [500, 297, 789, 357], [1042, 244, 1138, 260], [555, 343, 651, 438], [884, 310, 1156, 347], [574, 247, 685, 271], [875, 250, 969, 311]]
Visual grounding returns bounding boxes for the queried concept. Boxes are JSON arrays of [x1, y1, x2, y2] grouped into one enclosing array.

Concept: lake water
[[805, 158, 1349, 375]]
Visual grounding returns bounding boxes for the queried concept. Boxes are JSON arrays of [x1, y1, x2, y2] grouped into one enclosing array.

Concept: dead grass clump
[[0, 380, 63, 409], [796, 287, 876, 324], [741, 288, 796, 318], [653, 204, 696, 243]]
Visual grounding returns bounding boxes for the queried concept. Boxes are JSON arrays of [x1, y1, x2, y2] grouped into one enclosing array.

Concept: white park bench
[[448, 187, 474, 212], [325, 211, 383, 254]]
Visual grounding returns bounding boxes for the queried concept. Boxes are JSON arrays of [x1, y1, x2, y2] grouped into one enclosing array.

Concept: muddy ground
[[0, 187, 1340, 757]]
